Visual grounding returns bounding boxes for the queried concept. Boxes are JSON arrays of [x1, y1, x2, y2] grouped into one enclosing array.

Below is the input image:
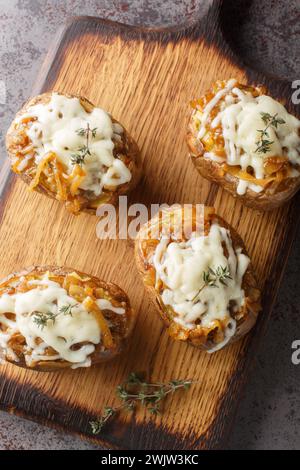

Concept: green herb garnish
[[89, 372, 195, 435], [58, 304, 77, 316], [32, 311, 56, 330], [71, 123, 97, 166], [32, 303, 78, 329], [255, 112, 285, 154], [192, 265, 232, 303]]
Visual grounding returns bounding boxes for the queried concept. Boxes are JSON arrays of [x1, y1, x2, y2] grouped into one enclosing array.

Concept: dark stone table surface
[[0, 0, 299, 450]]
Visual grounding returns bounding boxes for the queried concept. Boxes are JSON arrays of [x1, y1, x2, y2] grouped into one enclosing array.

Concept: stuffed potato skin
[[6, 93, 142, 215], [0, 266, 135, 371], [187, 80, 300, 211], [135, 206, 261, 351], [187, 150, 300, 211]]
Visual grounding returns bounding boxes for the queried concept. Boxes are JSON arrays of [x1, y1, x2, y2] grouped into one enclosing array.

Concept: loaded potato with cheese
[[187, 79, 300, 210], [0, 266, 135, 371], [135, 205, 261, 352], [6, 92, 141, 214]]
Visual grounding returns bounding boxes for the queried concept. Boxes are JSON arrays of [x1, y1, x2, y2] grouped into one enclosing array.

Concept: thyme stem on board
[[89, 372, 195, 435]]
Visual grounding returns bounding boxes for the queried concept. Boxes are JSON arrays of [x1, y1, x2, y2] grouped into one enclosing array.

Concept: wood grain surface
[[0, 0, 299, 450]]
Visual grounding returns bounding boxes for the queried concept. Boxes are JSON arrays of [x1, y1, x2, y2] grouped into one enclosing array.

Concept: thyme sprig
[[70, 123, 98, 166], [32, 311, 56, 330], [255, 112, 285, 154], [89, 372, 195, 435], [32, 303, 78, 329], [192, 265, 232, 303]]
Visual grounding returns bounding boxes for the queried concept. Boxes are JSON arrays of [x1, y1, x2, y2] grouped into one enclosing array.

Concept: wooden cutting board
[[0, 0, 299, 450]]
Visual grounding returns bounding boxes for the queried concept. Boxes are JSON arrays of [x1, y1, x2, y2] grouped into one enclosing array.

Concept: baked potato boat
[[6, 92, 141, 214], [0, 266, 135, 371], [187, 79, 300, 210], [135, 205, 261, 352]]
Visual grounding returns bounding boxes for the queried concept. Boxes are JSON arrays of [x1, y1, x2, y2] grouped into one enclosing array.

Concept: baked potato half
[[135, 205, 261, 352], [187, 79, 300, 210], [6, 92, 141, 214], [0, 266, 135, 371]]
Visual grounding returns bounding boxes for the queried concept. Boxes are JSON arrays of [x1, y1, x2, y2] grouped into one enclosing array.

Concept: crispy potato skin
[[6, 93, 142, 215], [135, 206, 261, 351], [187, 87, 300, 211], [0, 266, 136, 372]]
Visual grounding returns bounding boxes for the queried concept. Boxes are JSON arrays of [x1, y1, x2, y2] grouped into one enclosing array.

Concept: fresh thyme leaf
[[32, 311, 57, 329], [125, 401, 135, 412], [89, 419, 103, 435], [215, 265, 232, 285], [70, 152, 86, 166], [260, 112, 273, 126], [32, 312, 48, 329], [79, 145, 91, 156], [89, 406, 116, 434], [116, 385, 129, 400], [90, 374, 195, 435], [71, 123, 97, 166], [75, 128, 86, 137], [192, 265, 232, 303], [149, 406, 160, 415], [125, 371, 147, 387], [58, 303, 78, 316], [75, 126, 98, 138], [32, 303, 78, 329], [183, 381, 192, 390], [255, 112, 285, 154]]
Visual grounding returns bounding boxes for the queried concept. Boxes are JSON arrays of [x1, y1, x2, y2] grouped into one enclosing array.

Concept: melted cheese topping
[[17, 93, 132, 195], [0, 275, 125, 368], [153, 223, 249, 348], [196, 80, 300, 195]]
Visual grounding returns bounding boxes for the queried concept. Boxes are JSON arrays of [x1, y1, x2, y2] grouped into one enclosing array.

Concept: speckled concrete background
[[0, 0, 300, 450]]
